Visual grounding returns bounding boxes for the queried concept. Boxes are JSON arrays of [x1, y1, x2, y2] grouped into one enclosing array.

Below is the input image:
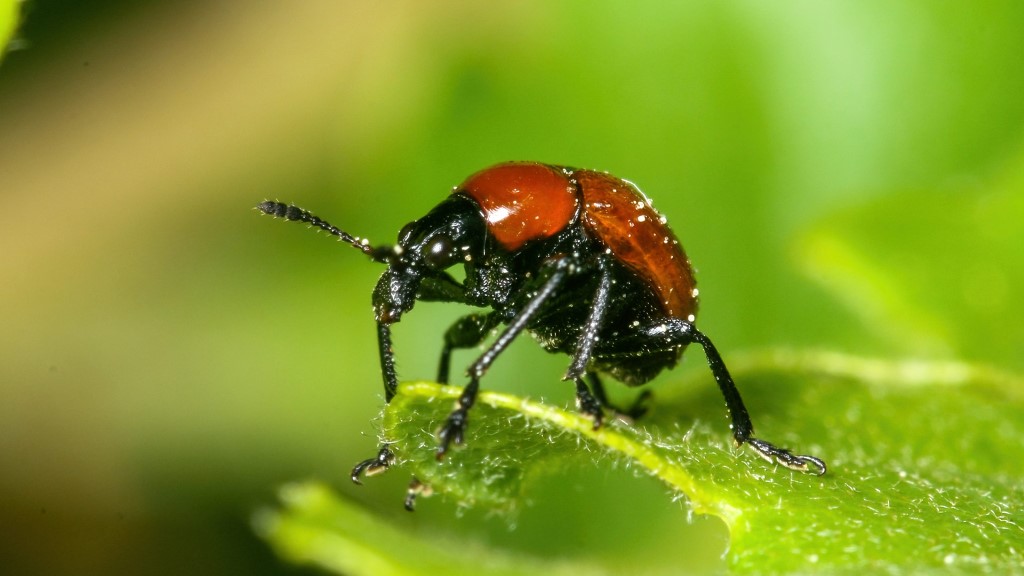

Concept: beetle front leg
[[377, 322, 398, 401], [350, 322, 400, 484], [436, 377, 480, 458], [350, 445, 395, 484]]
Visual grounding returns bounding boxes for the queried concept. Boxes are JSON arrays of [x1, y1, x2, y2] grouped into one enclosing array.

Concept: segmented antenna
[[257, 201, 389, 261]]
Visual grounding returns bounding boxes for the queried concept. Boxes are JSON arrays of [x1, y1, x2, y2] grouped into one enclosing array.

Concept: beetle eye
[[424, 236, 455, 269]]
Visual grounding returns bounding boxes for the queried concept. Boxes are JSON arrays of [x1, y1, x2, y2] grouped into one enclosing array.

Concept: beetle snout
[[375, 301, 402, 324], [372, 267, 420, 324]]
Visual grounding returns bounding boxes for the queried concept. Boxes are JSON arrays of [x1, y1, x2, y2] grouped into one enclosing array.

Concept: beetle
[[259, 162, 826, 507]]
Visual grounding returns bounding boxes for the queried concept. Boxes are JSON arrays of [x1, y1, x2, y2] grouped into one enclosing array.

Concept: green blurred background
[[2, 1, 1023, 574]]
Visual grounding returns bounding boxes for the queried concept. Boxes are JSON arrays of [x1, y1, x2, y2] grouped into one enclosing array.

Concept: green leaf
[[256, 481, 609, 576], [258, 149, 1024, 575], [260, 351, 1024, 574]]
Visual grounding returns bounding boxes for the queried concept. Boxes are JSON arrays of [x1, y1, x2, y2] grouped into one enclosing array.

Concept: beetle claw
[[350, 445, 395, 484], [574, 380, 605, 429], [404, 477, 433, 511], [746, 438, 827, 476], [610, 389, 652, 422], [436, 409, 468, 460]]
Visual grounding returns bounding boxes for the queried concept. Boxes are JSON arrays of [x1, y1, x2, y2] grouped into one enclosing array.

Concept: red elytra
[[459, 162, 579, 252], [576, 170, 697, 320], [458, 162, 697, 320]]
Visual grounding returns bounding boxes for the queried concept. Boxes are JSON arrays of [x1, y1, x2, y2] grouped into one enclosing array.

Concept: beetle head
[[373, 195, 485, 324], [257, 198, 485, 324]]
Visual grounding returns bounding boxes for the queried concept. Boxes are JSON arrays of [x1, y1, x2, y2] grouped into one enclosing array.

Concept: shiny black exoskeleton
[[259, 162, 825, 509]]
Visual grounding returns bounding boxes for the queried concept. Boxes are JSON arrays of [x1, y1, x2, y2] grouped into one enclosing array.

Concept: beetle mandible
[[259, 162, 826, 507]]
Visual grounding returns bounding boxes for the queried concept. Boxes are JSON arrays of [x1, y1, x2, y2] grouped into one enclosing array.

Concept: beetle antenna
[[257, 201, 395, 263]]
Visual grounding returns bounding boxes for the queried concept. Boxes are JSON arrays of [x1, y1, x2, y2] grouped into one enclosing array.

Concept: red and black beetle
[[259, 162, 825, 507]]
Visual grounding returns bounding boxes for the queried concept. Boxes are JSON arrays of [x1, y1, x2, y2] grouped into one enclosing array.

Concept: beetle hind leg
[[587, 372, 651, 422], [620, 318, 827, 475], [746, 438, 827, 475], [573, 377, 604, 429], [678, 320, 827, 475]]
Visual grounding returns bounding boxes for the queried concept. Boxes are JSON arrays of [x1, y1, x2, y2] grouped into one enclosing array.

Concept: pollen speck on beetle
[[637, 215, 647, 222]]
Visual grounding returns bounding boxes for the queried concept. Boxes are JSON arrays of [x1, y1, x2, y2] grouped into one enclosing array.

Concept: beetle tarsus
[[436, 408, 469, 459], [681, 322, 828, 475], [745, 438, 827, 475], [589, 373, 650, 421], [350, 445, 395, 484], [404, 477, 433, 511], [574, 378, 605, 429], [436, 376, 481, 458], [618, 389, 652, 421]]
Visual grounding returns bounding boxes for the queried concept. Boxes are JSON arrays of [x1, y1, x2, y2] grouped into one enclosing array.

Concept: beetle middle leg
[[563, 257, 612, 382], [436, 257, 575, 458]]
